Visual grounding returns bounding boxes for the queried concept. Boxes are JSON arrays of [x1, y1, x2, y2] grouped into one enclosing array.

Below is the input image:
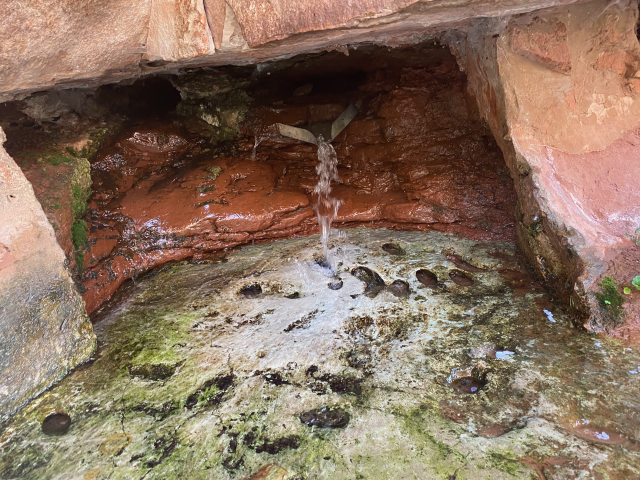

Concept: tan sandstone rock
[[453, 0, 640, 333], [0, 0, 596, 101], [0, 127, 95, 421]]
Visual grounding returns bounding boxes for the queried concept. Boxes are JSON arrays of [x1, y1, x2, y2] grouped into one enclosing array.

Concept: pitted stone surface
[[1, 229, 639, 478]]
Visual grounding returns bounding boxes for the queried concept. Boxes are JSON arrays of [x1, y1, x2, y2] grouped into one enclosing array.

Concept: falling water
[[252, 135, 267, 160], [314, 135, 341, 272]]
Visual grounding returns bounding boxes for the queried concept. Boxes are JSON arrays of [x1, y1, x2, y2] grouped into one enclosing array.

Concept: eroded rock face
[[79, 48, 517, 313], [451, 0, 640, 335], [0, 127, 95, 421]]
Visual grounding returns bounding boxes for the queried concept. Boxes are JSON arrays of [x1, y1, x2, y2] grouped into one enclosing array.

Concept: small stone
[[382, 243, 405, 255], [351, 266, 385, 298], [449, 269, 474, 286], [240, 284, 262, 297], [299, 406, 350, 428], [416, 269, 438, 287], [42, 413, 71, 435], [387, 279, 410, 298], [99, 433, 132, 456], [328, 278, 343, 290]]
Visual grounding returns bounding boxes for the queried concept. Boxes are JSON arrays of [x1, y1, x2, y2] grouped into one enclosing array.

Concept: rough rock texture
[[0, 0, 590, 101], [0, 0, 152, 101], [79, 48, 517, 314], [0, 127, 95, 421], [146, 0, 215, 63], [0, 101, 121, 271], [450, 0, 640, 335], [2, 230, 640, 478]]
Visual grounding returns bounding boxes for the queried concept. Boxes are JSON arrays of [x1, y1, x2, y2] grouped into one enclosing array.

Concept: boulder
[[0, 127, 95, 421]]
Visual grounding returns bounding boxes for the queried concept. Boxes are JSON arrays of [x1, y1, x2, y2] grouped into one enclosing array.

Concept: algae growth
[[1, 229, 640, 479]]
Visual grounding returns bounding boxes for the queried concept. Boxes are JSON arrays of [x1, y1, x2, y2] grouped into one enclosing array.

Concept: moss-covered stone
[[2, 229, 639, 478], [174, 72, 252, 145], [596, 276, 625, 325]]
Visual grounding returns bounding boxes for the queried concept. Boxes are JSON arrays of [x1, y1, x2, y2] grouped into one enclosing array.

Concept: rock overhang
[[0, 0, 593, 102]]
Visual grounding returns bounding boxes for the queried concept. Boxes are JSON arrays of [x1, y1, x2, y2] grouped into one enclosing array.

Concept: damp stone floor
[[2, 228, 640, 480]]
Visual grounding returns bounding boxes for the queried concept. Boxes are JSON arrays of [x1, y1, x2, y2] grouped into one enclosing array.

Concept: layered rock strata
[[80, 49, 517, 313]]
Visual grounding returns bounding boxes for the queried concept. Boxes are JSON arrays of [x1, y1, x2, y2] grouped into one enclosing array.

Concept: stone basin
[[2, 228, 639, 478]]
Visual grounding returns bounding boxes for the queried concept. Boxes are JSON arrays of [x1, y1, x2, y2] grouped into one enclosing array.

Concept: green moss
[[529, 220, 543, 238], [596, 276, 625, 325], [204, 166, 223, 179], [392, 403, 466, 475], [71, 184, 88, 217], [40, 152, 74, 166], [65, 126, 120, 161], [75, 250, 84, 272], [197, 185, 216, 194], [487, 451, 521, 476], [71, 220, 88, 250]]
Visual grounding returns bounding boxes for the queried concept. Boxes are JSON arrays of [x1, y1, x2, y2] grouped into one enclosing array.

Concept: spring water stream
[[313, 135, 342, 275]]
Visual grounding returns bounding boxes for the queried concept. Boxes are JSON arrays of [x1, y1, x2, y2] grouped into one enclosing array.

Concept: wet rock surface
[[2, 228, 640, 479], [71, 45, 517, 314], [0, 127, 95, 421]]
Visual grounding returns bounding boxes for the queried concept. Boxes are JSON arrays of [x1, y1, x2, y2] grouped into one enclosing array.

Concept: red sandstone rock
[[453, 0, 640, 331], [80, 53, 517, 313], [508, 18, 572, 74]]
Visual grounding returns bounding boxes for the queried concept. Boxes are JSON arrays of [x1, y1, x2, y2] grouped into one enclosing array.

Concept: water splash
[[313, 135, 341, 272]]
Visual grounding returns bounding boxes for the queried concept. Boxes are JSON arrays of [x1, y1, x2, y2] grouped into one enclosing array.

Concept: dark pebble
[[299, 406, 350, 428], [382, 243, 405, 255], [445, 254, 485, 272], [328, 278, 343, 290], [416, 269, 438, 287], [240, 284, 262, 297], [42, 413, 71, 435], [449, 270, 474, 286], [351, 266, 385, 298], [387, 279, 411, 298]]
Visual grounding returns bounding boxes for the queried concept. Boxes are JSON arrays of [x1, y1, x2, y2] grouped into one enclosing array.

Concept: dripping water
[[314, 135, 341, 273], [252, 135, 268, 160]]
